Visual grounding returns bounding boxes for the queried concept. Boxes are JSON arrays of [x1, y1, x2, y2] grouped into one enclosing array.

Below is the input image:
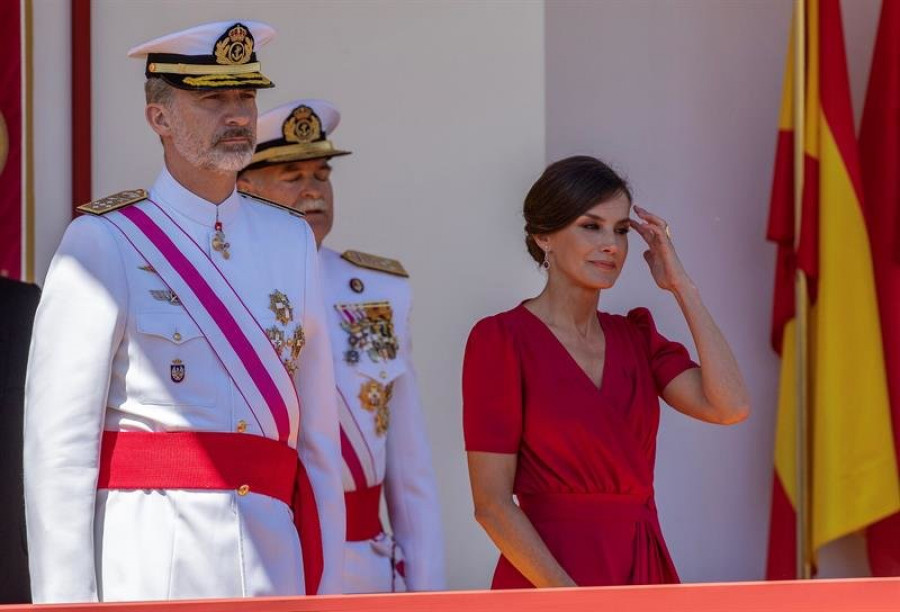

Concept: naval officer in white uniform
[[239, 100, 445, 593], [24, 23, 344, 603]]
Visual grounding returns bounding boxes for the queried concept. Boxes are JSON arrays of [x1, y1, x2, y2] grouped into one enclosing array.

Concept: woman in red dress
[[463, 156, 749, 589]]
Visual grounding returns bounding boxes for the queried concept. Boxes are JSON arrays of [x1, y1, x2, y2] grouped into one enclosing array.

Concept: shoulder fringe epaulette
[[342, 250, 409, 278], [77, 189, 148, 215], [238, 190, 305, 218]]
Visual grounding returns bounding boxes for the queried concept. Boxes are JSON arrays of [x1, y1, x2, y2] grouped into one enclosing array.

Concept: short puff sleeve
[[627, 307, 698, 395], [462, 315, 523, 453]]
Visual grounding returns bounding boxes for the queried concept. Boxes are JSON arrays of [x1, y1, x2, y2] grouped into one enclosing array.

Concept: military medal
[[170, 359, 185, 383], [359, 380, 393, 436], [287, 326, 305, 363], [212, 220, 230, 260], [150, 288, 181, 306], [335, 301, 399, 365], [349, 278, 364, 293], [265, 289, 304, 375], [269, 290, 294, 324], [266, 325, 286, 352]]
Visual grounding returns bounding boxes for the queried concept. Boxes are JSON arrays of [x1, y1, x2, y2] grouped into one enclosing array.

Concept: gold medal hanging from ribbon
[[212, 220, 230, 260]]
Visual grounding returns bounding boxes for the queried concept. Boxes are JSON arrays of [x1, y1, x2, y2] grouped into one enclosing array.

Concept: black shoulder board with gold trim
[[76, 189, 148, 216], [341, 250, 409, 278], [239, 190, 306, 218]]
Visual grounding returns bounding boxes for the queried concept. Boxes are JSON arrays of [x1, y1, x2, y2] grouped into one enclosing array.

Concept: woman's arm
[[632, 206, 750, 425], [662, 284, 750, 424], [467, 451, 576, 588]]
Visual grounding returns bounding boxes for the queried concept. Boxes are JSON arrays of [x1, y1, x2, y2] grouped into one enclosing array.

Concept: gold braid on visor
[[182, 73, 272, 87], [250, 141, 345, 165], [148, 61, 263, 75]]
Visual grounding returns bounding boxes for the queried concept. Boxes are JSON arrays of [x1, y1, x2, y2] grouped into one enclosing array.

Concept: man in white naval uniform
[[24, 23, 344, 603], [239, 100, 445, 593]]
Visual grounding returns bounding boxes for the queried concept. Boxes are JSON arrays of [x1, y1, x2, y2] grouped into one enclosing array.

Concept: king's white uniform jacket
[[319, 247, 444, 593], [24, 169, 344, 603]]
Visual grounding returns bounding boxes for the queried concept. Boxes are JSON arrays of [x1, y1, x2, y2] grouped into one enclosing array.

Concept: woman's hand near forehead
[[630, 205, 691, 293], [631, 204, 750, 425]]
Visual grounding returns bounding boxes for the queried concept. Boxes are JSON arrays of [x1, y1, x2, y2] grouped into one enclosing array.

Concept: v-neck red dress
[[463, 304, 698, 588]]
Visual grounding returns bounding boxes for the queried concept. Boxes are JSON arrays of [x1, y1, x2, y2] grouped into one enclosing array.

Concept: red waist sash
[[345, 484, 383, 541], [96, 431, 323, 595], [517, 492, 656, 523]]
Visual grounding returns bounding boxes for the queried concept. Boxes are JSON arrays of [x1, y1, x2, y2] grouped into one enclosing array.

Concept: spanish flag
[[765, 0, 900, 579], [860, 0, 900, 577]]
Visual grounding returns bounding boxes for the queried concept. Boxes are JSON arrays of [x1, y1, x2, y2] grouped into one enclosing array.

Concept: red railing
[[3, 578, 898, 612]]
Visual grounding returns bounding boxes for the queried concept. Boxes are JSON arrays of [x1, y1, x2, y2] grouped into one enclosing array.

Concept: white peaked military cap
[[246, 99, 352, 169], [128, 20, 276, 90]]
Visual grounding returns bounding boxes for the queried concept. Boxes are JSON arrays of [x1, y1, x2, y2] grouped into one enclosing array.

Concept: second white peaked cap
[[127, 20, 276, 90], [246, 99, 352, 169]]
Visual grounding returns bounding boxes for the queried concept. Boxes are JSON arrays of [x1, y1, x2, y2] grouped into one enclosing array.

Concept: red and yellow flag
[[859, 0, 900, 577], [765, 0, 900, 579]]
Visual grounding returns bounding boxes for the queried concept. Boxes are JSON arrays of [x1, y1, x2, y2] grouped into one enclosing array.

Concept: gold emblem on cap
[[214, 23, 254, 66], [283, 105, 322, 144]]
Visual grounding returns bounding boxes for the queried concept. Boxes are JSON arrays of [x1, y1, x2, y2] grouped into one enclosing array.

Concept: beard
[[169, 114, 256, 173]]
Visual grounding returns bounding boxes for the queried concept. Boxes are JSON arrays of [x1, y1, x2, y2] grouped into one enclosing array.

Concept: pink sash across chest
[[105, 200, 299, 442], [100, 200, 327, 593]]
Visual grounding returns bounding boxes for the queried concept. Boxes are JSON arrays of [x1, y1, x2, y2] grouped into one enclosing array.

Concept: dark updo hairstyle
[[523, 155, 632, 264]]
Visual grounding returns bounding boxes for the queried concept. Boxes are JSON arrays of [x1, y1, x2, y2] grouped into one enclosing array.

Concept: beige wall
[[31, 0, 72, 284], [545, 0, 882, 582]]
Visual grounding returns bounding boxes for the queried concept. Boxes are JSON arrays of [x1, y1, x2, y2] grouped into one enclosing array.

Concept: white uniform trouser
[[342, 534, 407, 594]]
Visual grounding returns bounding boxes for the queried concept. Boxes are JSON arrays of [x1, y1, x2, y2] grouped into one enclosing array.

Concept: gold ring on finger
[[665, 225, 672, 239]]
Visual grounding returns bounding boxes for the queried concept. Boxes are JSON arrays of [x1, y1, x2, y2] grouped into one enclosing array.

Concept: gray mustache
[[214, 128, 254, 145]]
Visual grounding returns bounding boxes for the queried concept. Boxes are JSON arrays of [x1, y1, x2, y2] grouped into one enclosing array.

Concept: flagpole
[[793, 0, 812, 581]]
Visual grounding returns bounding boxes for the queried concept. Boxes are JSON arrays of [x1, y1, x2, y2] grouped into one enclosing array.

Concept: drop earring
[[541, 250, 550, 270]]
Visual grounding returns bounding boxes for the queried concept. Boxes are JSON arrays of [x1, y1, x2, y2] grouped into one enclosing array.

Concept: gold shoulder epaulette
[[239, 190, 305, 218], [341, 250, 409, 278], [76, 189, 148, 215]]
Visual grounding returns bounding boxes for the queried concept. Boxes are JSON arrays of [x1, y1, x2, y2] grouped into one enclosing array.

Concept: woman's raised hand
[[631, 205, 692, 293]]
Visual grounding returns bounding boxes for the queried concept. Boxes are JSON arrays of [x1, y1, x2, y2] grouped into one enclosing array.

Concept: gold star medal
[[269, 290, 293, 325], [358, 380, 393, 436]]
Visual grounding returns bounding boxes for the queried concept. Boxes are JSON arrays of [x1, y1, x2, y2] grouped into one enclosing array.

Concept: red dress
[[462, 304, 698, 588]]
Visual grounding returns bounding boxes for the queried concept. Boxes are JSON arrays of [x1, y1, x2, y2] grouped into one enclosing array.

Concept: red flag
[[859, 0, 900, 577], [0, 0, 22, 279]]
